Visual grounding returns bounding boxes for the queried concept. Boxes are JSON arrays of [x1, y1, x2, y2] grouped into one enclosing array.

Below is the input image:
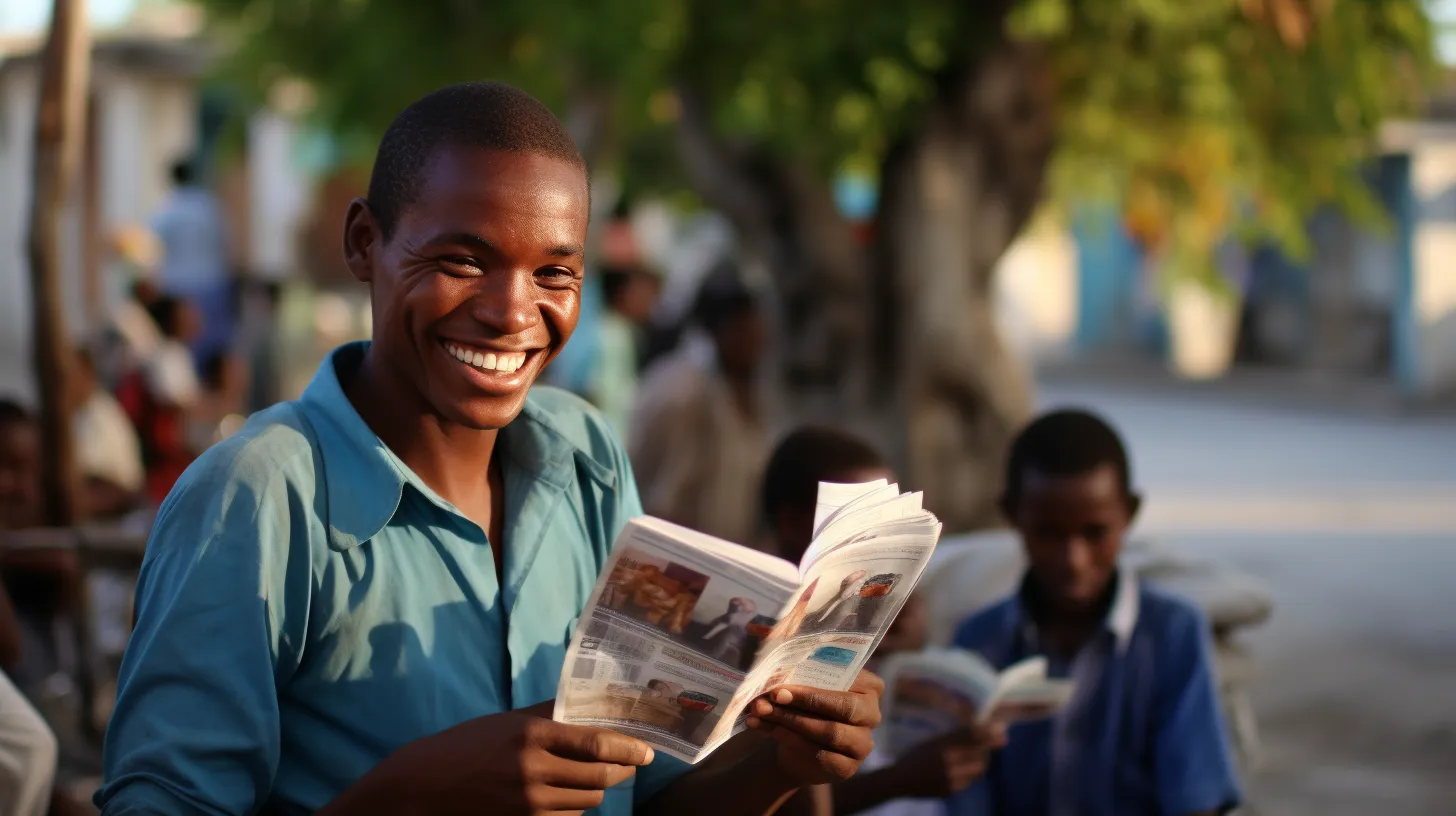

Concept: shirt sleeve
[[1154, 604, 1243, 816], [96, 453, 312, 816]]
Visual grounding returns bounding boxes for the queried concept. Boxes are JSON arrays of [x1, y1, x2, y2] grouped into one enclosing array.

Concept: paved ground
[[1040, 380, 1456, 815]]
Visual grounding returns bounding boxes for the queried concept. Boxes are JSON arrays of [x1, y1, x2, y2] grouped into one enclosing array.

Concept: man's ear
[[1125, 491, 1143, 525], [342, 198, 380, 284]]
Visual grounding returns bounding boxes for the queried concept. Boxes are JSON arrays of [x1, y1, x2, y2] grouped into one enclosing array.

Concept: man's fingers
[[758, 686, 881, 729], [521, 779, 610, 813], [530, 753, 641, 790], [532, 721, 655, 766], [761, 721, 862, 782], [750, 706, 874, 761], [849, 669, 885, 697]]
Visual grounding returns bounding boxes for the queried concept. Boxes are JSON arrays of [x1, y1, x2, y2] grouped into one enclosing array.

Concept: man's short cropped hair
[[761, 426, 887, 521], [366, 81, 586, 239], [1004, 408, 1132, 504]]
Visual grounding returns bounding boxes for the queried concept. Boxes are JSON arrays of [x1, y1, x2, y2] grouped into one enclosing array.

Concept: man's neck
[[1026, 577, 1117, 659], [345, 347, 500, 509]]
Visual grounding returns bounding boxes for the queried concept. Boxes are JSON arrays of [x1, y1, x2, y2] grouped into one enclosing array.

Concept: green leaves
[[192, 0, 1435, 277]]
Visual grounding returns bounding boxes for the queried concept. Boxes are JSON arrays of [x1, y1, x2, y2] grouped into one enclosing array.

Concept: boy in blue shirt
[[948, 409, 1241, 816]]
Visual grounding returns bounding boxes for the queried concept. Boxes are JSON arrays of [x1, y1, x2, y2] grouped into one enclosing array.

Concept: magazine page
[[812, 479, 889, 538], [698, 516, 943, 755], [800, 488, 923, 577], [800, 482, 901, 568], [554, 518, 799, 763], [980, 657, 1076, 724], [877, 648, 999, 757], [801, 493, 928, 575]]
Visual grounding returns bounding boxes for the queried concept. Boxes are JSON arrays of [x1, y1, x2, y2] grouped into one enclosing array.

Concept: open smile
[[440, 340, 539, 391]]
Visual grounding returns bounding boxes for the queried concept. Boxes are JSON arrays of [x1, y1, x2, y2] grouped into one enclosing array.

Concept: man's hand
[[889, 722, 1006, 798], [323, 701, 654, 815], [746, 670, 883, 784]]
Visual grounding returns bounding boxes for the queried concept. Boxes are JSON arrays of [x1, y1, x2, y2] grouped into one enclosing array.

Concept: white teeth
[[445, 343, 527, 374]]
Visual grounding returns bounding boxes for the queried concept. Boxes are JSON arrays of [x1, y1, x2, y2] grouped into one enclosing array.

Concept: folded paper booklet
[[553, 479, 942, 763], [876, 648, 1076, 757]]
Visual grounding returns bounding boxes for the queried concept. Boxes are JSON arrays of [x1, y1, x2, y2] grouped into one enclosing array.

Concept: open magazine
[[876, 648, 1076, 757], [553, 479, 942, 763]]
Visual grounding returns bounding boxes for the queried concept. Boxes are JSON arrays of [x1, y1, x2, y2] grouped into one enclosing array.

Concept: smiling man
[[97, 82, 880, 816]]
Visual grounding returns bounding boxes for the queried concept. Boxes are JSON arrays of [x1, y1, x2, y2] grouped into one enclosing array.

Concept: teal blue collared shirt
[[97, 342, 689, 815]]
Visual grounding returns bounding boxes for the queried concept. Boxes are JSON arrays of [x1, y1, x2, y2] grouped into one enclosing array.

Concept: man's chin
[[436, 391, 531, 431]]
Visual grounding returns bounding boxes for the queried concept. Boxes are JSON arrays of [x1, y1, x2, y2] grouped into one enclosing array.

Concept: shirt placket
[[1049, 634, 1111, 816]]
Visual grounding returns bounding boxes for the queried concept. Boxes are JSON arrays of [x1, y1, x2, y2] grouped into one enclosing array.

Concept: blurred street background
[[2, 0, 1455, 813]]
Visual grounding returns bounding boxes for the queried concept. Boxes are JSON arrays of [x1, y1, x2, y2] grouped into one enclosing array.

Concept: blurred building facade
[[0, 9, 317, 405], [1041, 109, 1456, 402]]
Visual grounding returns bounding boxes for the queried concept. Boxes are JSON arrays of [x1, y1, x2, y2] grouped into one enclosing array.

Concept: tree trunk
[[675, 37, 1054, 533], [27, 0, 90, 527], [874, 41, 1055, 531]]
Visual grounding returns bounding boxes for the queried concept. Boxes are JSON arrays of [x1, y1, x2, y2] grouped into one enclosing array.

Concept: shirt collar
[[296, 341, 599, 551], [1015, 567, 1141, 653]]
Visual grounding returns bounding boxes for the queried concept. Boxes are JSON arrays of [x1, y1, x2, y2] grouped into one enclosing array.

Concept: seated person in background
[[0, 402, 84, 677], [0, 404, 89, 816], [70, 348, 145, 520], [948, 409, 1241, 816], [0, 567, 59, 816], [762, 427, 1005, 816]]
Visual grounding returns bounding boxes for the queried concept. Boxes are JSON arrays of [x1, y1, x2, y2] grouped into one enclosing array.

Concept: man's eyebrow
[[423, 232, 582, 260], [425, 232, 497, 253], [545, 243, 584, 259]]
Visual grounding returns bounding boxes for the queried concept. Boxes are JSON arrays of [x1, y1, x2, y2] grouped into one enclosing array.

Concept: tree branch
[[672, 85, 777, 251]]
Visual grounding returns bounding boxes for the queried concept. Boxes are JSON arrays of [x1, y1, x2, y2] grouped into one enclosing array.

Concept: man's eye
[[439, 257, 481, 275], [536, 266, 580, 284]]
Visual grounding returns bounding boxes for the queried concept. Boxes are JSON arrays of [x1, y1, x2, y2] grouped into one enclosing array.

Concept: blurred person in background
[[189, 351, 251, 451], [116, 296, 202, 506], [0, 402, 85, 693], [104, 226, 167, 385], [69, 349, 145, 520], [0, 575, 57, 816], [589, 263, 661, 444], [152, 157, 234, 364], [948, 410, 1241, 816], [629, 264, 769, 546], [761, 426, 1001, 816]]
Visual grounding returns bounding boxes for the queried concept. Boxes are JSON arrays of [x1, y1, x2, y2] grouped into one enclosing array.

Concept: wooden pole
[[27, 0, 91, 527], [82, 93, 103, 327]]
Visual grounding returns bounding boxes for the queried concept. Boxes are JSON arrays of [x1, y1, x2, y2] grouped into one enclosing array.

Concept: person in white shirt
[[0, 588, 58, 816]]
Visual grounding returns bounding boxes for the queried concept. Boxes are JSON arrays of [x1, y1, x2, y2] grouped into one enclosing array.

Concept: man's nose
[[1064, 539, 1095, 572], [469, 269, 539, 336]]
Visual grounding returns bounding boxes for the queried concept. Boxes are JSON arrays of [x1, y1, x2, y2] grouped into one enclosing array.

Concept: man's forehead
[[418, 146, 588, 199], [394, 147, 589, 239], [1020, 464, 1122, 494]]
